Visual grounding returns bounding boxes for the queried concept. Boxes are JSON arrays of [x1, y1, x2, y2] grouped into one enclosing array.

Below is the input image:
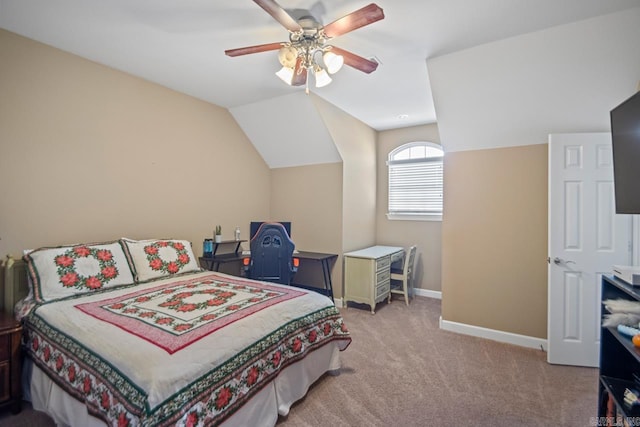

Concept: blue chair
[[242, 222, 298, 285]]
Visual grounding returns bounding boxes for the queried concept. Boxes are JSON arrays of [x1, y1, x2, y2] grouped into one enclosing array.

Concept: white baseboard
[[337, 288, 544, 350], [439, 316, 547, 351], [415, 288, 442, 300]]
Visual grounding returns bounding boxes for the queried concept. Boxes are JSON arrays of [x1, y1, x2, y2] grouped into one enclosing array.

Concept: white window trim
[[386, 212, 442, 222]]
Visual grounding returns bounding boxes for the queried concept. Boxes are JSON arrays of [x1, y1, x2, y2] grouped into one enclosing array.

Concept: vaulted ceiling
[[2, 0, 639, 132], [2, 0, 640, 171]]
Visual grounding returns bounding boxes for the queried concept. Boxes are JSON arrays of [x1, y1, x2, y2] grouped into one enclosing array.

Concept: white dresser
[[343, 246, 404, 314]]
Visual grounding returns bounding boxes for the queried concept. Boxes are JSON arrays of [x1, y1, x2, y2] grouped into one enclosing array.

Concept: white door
[[548, 132, 631, 367]]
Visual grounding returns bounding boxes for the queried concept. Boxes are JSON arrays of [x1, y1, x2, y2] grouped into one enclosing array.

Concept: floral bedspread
[[22, 271, 351, 426]]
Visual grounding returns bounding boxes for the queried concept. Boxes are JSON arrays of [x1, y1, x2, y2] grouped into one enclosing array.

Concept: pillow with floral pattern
[[121, 238, 201, 282], [24, 241, 135, 303]]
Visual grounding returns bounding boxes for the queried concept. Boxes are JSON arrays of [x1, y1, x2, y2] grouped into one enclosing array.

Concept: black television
[[611, 91, 640, 214], [249, 221, 291, 239]]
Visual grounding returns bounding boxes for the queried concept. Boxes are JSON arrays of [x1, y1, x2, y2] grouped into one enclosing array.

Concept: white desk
[[343, 245, 404, 314]]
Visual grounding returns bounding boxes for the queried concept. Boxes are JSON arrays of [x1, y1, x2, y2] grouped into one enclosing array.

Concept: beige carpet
[[277, 296, 598, 427], [0, 296, 598, 427]]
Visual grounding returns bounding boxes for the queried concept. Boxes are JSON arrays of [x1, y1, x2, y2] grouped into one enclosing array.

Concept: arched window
[[387, 142, 444, 220]]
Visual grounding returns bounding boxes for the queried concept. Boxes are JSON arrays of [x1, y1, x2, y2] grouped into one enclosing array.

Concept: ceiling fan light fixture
[[314, 68, 332, 88], [278, 46, 298, 68], [226, 2, 385, 90], [275, 66, 294, 85], [323, 51, 344, 74]]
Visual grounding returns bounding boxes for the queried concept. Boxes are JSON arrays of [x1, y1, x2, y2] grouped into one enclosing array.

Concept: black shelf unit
[[203, 240, 246, 257], [599, 275, 640, 424]]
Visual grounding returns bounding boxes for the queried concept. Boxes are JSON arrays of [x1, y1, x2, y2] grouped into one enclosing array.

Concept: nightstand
[[0, 312, 22, 414]]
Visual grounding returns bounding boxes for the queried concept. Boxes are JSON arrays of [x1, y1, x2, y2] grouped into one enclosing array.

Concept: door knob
[[552, 257, 575, 265]]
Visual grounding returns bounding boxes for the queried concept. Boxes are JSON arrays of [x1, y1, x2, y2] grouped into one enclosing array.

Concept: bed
[[2, 238, 351, 426]]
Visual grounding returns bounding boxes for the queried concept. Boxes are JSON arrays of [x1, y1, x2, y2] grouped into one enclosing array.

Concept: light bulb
[[276, 67, 294, 85], [278, 46, 298, 68], [314, 68, 332, 88], [323, 51, 344, 74]]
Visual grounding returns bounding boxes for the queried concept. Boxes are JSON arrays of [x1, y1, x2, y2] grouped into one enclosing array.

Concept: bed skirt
[[23, 342, 342, 426]]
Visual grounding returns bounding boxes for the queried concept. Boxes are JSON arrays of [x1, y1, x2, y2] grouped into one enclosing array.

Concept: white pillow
[[24, 241, 135, 303], [121, 239, 201, 282]]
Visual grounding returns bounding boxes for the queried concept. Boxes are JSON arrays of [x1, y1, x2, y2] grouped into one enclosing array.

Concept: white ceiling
[[428, 7, 640, 152], [1, 0, 639, 131], [231, 92, 342, 168]]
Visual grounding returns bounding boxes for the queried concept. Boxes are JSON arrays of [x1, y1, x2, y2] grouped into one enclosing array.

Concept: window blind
[[388, 158, 443, 214]]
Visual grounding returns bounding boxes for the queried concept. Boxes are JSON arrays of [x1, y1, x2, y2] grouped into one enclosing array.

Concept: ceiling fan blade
[[323, 3, 384, 38], [291, 57, 307, 86], [254, 0, 302, 33], [225, 42, 283, 57], [330, 46, 378, 74]]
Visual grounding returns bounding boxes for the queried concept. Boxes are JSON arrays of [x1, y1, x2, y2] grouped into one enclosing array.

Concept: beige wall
[[0, 29, 270, 258], [0, 29, 379, 302], [376, 123, 443, 292], [0, 29, 551, 338], [312, 95, 377, 253], [270, 163, 343, 253], [270, 162, 343, 295], [441, 144, 548, 339], [270, 96, 378, 299]]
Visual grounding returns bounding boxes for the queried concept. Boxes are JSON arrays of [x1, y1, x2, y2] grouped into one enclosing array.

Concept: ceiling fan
[[225, 0, 384, 90]]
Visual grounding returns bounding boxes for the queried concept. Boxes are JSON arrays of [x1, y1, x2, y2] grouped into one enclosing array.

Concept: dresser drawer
[[0, 362, 9, 402], [376, 269, 390, 285], [0, 314, 23, 414], [375, 255, 390, 272], [0, 336, 9, 362], [375, 279, 390, 299]]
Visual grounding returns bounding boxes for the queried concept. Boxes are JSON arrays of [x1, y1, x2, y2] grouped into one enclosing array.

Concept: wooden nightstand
[[0, 313, 21, 414]]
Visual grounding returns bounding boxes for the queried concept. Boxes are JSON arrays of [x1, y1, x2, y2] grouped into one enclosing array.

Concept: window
[[387, 142, 443, 221]]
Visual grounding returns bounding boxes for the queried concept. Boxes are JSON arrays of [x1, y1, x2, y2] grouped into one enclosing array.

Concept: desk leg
[[321, 259, 334, 302]]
